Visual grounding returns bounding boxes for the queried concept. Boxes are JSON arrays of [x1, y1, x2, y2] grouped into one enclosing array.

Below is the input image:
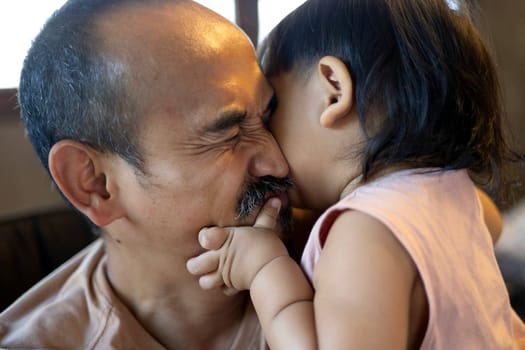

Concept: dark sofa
[[0, 209, 95, 311]]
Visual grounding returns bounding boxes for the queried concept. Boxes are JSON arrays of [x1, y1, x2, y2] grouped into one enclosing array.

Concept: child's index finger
[[253, 197, 281, 229]]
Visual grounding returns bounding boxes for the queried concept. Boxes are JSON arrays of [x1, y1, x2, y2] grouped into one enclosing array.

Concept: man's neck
[[134, 290, 249, 349], [104, 239, 251, 349]]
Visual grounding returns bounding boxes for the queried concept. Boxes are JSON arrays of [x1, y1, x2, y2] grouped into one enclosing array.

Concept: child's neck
[[339, 164, 412, 200], [339, 174, 364, 200]]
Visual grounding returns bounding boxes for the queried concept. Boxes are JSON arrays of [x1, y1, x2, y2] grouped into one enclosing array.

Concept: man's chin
[[234, 211, 259, 226]]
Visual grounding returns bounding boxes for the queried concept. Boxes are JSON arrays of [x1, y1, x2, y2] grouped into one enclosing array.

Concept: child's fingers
[[222, 285, 239, 296], [253, 197, 281, 229], [199, 227, 230, 250], [199, 273, 225, 290], [186, 250, 220, 275]]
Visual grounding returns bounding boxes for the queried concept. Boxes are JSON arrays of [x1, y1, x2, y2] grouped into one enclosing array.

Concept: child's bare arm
[[187, 198, 317, 349], [187, 200, 418, 349], [312, 210, 418, 349]]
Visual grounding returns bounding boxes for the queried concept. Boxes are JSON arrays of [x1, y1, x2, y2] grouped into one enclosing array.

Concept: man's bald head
[[19, 0, 254, 177], [98, 1, 249, 62], [94, 1, 255, 128]]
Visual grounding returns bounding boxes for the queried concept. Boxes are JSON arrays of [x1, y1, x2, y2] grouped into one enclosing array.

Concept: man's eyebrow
[[204, 110, 247, 133]]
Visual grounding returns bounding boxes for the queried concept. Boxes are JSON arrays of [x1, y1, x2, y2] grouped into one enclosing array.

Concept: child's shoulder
[[313, 208, 420, 343], [344, 168, 473, 205]]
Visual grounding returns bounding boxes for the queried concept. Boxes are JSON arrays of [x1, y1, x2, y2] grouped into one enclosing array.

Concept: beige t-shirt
[[0, 239, 267, 349]]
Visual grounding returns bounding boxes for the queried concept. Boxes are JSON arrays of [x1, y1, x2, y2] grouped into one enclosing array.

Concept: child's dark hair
[[258, 0, 517, 199]]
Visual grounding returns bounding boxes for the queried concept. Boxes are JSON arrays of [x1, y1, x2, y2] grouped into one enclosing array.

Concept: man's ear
[[48, 140, 125, 227], [317, 55, 354, 128]]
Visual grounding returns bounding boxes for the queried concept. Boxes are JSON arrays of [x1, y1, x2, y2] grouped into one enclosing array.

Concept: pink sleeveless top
[[301, 169, 525, 349]]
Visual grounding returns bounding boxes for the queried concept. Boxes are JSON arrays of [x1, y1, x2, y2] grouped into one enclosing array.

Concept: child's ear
[[317, 56, 354, 128], [48, 140, 125, 227]]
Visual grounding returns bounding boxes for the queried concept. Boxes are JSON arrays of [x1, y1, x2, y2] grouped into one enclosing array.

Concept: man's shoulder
[[0, 239, 112, 349]]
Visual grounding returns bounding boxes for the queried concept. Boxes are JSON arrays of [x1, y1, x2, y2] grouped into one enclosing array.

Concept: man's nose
[[248, 132, 289, 178]]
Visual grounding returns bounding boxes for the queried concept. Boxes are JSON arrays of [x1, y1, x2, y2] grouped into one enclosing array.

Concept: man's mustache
[[237, 175, 294, 220]]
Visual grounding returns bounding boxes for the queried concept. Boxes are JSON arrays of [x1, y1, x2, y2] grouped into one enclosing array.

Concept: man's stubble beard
[[236, 175, 294, 236]]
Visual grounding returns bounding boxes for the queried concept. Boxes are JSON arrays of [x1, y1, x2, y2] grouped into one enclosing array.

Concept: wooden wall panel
[[0, 89, 18, 119], [235, 0, 259, 46]]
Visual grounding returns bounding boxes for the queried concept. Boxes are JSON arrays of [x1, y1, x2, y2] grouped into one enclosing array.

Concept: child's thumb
[[253, 197, 281, 229]]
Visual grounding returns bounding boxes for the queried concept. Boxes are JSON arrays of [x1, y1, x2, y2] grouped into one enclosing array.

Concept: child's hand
[[186, 197, 289, 295]]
